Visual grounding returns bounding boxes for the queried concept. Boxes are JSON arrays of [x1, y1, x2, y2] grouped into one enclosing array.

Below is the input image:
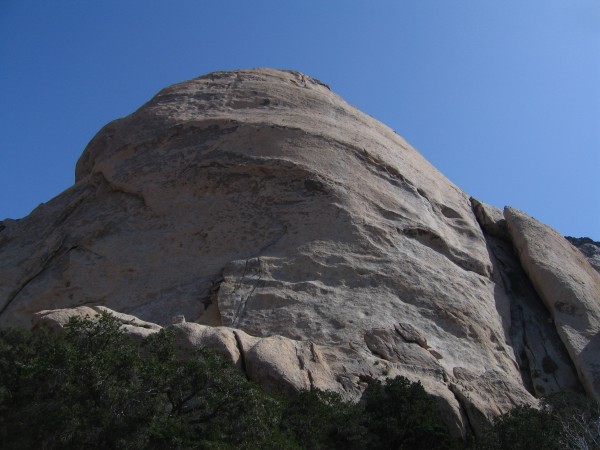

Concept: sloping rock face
[[0, 68, 595, 436], [505, 208, 600, 399], [470, 199, 582, 398]]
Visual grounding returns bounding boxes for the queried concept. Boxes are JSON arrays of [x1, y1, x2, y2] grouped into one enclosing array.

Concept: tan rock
[[450, 369, 539, 437], [505, 207, 600, 399], [237, 332, 337, 394], [471, 200, 582, 397], [32, 306, 99, 331], [2, 69, 588, 436], [92, 305, 162, 330], [168, 322, 243, 368], [470, 197, 508, 239], [31, 305, 161, 342]]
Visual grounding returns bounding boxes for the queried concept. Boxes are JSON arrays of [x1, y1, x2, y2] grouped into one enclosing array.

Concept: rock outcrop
[[0, 68, 597, 436], [566, 237, 600, 274], [505, 207, 600, 399]]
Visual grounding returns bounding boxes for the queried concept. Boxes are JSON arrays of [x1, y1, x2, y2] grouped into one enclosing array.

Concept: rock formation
[[566, 236, 600, 274], [505, 208, 600, 399], [0, 69, 598, 437]]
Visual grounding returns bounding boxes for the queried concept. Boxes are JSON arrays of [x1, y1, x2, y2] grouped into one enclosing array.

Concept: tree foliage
[[478, 391, 600, 450], [0, 314, 284, 449], [5, 313, 599, 449]]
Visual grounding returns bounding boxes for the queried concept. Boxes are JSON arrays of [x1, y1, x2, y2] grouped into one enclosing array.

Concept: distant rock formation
[[566, 236, 600, 274], [1, 69, 598, 437]]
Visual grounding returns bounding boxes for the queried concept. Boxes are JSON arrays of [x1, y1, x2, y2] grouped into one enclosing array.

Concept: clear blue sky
[[1, 1, 599, 239]]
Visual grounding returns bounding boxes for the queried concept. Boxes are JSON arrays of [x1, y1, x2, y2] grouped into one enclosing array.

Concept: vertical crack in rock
[[470, 198, 583, 396], [233, 259, 263, 328], [309, 342, 320, 362], [196, 274, 224, 326], [503, 207, 600, 397], [232, 330, 248, 377], [448, 384, 478, 439], [295, 345, 315, 390], [306, 369, 315, 391]]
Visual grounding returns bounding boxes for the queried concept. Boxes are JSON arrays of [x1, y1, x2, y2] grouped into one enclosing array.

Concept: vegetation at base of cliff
[[0, 313, 454, 449], [478, 392, 600, 450], [0, 314, 598, 449]]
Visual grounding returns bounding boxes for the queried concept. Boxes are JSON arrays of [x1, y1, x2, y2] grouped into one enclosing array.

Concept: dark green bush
[[361, 377, 455, 449], [478, 391, 600, 450], [477, 405, 562, 450], [0, 314, 284, 449], [0, 314, 459, 449]]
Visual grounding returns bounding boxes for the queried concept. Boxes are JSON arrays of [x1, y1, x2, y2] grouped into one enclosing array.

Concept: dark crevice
[[202, 275, 224, 312], [469, 198, 584, 396], [307, 369, 315, 391], [448, 384, 479, 439], [232, 330, 248, 377], [295, 347, 306, 370]]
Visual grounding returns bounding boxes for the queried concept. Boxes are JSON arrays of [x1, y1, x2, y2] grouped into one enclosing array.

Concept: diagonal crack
[[0, 237, 69, 317], [233, 259, 262, 328]]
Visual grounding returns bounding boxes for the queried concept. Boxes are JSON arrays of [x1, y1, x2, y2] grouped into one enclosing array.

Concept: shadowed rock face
[[505, 208, 600, 400], [0, 68, 596, 436], [566, 237, 600, 274]]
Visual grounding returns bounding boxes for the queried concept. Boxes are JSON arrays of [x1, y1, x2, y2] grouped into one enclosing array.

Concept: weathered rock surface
[[471, 199, 582, 397], [33, 305, 337, 401], [505, 207, 600, 399], [0, 68, 596, 436]]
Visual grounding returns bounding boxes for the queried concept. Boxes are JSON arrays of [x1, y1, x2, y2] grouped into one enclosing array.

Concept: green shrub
[[0, 314, 285, 449], [478, 405, 562, 450], [361, 377, 455, 449], [0, 314, 458, 449], [478, 392, 600, 450]]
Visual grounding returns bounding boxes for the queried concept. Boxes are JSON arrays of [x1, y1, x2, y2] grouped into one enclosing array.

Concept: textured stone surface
[[32, 305, 162, 340], [168, 322, 243, 368], [32, 305, 336, 401], [1, 68, 595, 435], [471, 200, 582, 397], [471, 197, 508, 240], [32, 306, 99, 332], [505, 207, 600, 399], [566, 237, 600, 274]]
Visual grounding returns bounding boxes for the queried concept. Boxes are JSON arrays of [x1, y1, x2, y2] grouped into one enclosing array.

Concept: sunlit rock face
[[0, 69, 595, 436], [505, 208, 600, 400]]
